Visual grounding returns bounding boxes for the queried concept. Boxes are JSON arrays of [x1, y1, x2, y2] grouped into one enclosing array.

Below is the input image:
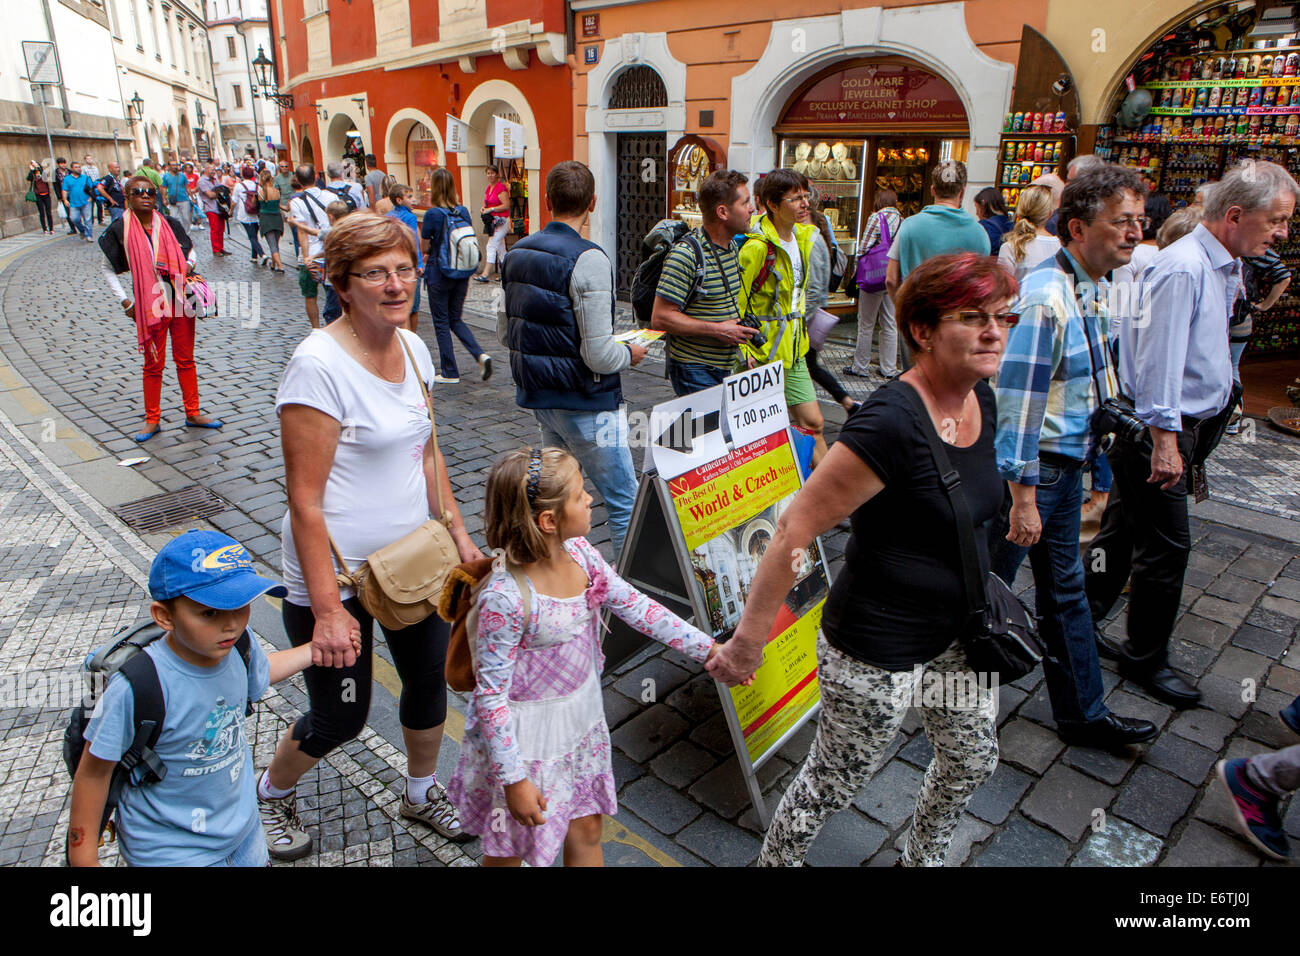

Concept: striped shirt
[[995, 249, 1118, 485], [855, 207, 902, 255], [656, 228, 742, 368]]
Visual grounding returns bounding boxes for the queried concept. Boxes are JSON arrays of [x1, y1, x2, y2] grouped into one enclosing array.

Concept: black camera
[[738, 314, 766, 348], [1091, 398, 1149, 452]]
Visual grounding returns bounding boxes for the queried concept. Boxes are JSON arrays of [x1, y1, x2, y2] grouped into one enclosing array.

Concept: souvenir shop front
[[1097, 1, 1300, 416], [774, 58, 971, 311]]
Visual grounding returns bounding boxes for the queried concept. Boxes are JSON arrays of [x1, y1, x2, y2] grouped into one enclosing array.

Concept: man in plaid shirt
[[990, 166, 1158, 752]]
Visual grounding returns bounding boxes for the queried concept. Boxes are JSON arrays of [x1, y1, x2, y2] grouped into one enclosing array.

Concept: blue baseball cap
[[150, 529, 288, 610]]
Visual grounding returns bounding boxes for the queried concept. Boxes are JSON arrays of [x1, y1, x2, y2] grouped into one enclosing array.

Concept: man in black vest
[[498, 161, 646, 554]]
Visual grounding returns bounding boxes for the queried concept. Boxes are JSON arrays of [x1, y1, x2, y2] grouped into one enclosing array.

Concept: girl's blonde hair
[[1157, 206, 1201, 248], [484, 447, 581, 564], [1005, 185, 1054, 265]]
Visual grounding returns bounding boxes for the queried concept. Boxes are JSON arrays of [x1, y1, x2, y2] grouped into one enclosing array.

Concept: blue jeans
[[205, 822, 269, 867], [68, 203, 93, 238], [990, 458, 1106, 727], [1229, 339, 1248, 386], [108, 206, 124, 223], [426, 271, 481, 378], [666, 354, 729, 396], [532, 406, 637, 555], [323, 285, 342, 324]]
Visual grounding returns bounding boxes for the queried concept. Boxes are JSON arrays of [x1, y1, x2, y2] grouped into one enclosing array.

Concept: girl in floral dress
[[448, 447, 715, 866]]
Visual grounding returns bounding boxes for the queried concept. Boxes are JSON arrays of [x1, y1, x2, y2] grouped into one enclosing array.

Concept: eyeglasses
[[783, 193, 811, 206], [349, 266, 418, 284], [1090, 215, 1151, 231], [942, 310, 1019, 329], [129, 187, 157, 198]]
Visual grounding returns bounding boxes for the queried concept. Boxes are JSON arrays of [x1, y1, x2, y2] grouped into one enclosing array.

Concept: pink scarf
[[124, 210, 188, 355]]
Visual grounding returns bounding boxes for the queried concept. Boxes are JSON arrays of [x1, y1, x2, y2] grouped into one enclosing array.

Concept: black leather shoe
[[1058, 712, 1159, 750], [1120, 663, 1201, 709], [1095, 627, 1123, 660]]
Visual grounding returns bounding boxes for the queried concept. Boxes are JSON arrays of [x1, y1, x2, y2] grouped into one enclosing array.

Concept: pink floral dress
[[447, 536, 712, 866]]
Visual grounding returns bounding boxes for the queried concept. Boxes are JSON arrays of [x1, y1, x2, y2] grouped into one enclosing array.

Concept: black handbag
[[480, 211, 495, 235], [899, 383, 1044, 682]]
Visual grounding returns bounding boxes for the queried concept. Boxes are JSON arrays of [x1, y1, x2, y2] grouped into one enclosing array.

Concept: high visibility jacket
[[736, 214, 817, 369]]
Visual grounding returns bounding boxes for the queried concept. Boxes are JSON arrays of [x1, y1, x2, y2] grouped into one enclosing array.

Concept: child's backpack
[[439, 557, 531, 693], [434, 205, 482, 279], [212, 184, 233, 220], [631, 219, 706, 328], [326, 183, 359, 214], [241, 184, 259, 216], [62, 618, 253, 846]]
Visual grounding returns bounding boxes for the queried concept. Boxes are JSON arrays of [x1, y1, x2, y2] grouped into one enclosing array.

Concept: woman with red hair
[[708, 252, 1017, 866], [99, 175, 222, 441]]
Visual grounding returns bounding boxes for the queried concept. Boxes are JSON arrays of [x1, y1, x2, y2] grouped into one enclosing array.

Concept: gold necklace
[[344, 318, 393, 380]]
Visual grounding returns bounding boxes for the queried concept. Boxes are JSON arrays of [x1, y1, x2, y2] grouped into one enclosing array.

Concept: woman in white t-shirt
[[259, 212, 483, 860], [232, 169, 267, 266], [997, 185, 1060, 283]]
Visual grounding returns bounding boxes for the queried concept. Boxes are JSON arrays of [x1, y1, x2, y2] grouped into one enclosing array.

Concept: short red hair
[[895, 252, 1018, 351]]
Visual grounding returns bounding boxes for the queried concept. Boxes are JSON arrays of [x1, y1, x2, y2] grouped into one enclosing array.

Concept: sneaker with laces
[[401, 781, 473, 842], [1216, 758, 1288, 861], [258, 789, 313, 860], [432, 374, 460, 384]]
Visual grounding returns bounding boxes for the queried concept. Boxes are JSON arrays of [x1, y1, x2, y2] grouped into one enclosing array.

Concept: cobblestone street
[[1, 228, 1298, 867]]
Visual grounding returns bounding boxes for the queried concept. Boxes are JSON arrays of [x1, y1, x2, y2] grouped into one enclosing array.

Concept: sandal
[[133, 421, 162, 443]]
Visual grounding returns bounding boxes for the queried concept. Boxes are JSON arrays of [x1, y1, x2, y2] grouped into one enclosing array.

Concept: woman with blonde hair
[[997, 185, 1060, 281], [256, 168, 285, 273]]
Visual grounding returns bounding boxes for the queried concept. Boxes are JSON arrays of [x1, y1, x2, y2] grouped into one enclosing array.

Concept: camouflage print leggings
[[758, 633, 999, 867]]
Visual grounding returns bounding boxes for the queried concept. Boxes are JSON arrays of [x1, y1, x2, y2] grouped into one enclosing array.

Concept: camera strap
[[1055, 250, 1116, 414]]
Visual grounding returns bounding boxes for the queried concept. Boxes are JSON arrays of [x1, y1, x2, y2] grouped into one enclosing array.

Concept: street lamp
[[252, 45, 294, 110], [128, 91, 144, 123]]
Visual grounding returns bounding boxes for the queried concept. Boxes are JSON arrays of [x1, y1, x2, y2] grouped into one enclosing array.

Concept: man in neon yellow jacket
[[737, 169, 826, 464]]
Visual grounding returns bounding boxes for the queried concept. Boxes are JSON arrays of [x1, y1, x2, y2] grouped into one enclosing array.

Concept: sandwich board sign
[[608, 362, 830, 826]]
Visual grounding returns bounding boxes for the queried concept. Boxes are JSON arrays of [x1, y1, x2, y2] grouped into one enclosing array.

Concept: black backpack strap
[[235, 629, 254, 717], [683, 231, 708, 309], [896, 382, 988, 619], [117, 653, 167, 786]]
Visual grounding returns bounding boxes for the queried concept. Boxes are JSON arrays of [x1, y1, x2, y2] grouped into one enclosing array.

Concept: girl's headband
[[526, 448, 543, 506]]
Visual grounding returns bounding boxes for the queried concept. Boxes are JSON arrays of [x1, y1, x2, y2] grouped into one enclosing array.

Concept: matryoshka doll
[[1201, 57, 1215, 80], [1172, 87, 1185, 108], [1183, 57, 1197, 80], [1208, 87, 1222, 109], [1251, 84, 1265, 107], [1248, 54, 1263, 77], [1212, 57, 1225, 79], [1225, 56, 1238, 78], [1291, 86, 1300, 107], [1288, 53, 1300, 77], [1286, 115, 1299, 137], [1215, 116, 1227, 139], [1238, 86, 1253, 108], [1275, 53, 1288, 77], [1195, 87, 1210, 110], [1264, 85, 1278, 108], [1033, 142, 1044, 162]]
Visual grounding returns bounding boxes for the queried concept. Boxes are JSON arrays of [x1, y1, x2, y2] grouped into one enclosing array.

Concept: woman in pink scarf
[[99, 175, 222, 441]]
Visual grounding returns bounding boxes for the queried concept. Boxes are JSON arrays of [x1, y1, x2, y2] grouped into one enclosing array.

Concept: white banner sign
[[722, 362, 788, 449], [493, 115, 525, 159], [445, 114, 470, 154]]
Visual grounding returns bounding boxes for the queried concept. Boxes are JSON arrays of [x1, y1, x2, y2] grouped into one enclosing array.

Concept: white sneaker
[[478, 354, 492, 381], [433, 374, 460, 384]]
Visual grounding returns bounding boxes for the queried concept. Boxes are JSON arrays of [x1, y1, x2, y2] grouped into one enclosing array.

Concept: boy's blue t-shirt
[[389, 205, 422, 268], [84, 634, 270, 866]]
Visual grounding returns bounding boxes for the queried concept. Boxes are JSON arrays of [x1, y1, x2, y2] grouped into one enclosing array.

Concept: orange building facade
[[570, 0, 1043, 294], [267, 0, 573, 232]]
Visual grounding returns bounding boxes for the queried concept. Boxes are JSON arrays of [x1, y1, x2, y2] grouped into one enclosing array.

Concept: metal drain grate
[[113, 484, 230, 533]]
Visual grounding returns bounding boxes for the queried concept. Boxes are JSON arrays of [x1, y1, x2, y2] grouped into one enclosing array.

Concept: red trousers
[[142, 314, 199, 422], [207, 211, 225, 254]]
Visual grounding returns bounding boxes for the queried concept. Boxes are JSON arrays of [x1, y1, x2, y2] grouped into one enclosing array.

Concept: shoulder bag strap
[[397, 332, 449, 525], [1054, 249, 1109, 409], [896, 382, 987, 617]]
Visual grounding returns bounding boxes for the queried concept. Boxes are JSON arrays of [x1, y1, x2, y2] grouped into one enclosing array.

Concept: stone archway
[[179, 115, 194, 155], [460, 79, 541, 232], [325, 112, 359, 169], [301, 134, 315, 167], [384, 107, 444, 203], [728, 7, 1013, 213]]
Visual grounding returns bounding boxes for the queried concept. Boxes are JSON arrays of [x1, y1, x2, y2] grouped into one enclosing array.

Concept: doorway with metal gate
[[614, 133, 666, 298]]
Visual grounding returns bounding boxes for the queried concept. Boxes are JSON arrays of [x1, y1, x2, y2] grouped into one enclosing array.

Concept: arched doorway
[[325, 113, 360, 169], [300, 133, 315, 168], [178, 115, 194, 159], [609, 66, 669, 295], [1097, 2, 1300, 412], [461, 79, 542, 245], [384, 108, 443, 209]]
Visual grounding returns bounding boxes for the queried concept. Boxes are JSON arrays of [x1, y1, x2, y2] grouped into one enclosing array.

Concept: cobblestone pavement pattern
[[0, 228, 1297, 866]]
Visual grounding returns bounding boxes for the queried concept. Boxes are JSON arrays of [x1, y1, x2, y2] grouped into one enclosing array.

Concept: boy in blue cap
[[67, 530, 355, 866]]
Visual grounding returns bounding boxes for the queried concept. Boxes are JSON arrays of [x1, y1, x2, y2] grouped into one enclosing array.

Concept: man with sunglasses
[[992, 165, 1159, 751], [1086, 160, 1300, 709]]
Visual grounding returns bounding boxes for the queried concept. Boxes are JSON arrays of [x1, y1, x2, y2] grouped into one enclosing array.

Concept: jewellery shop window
[[669, 135, 724, 229], [780, 138, 863, 252], [406, 123, 440, 210]]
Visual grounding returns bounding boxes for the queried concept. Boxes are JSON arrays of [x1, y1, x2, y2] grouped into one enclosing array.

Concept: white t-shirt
[[275, 329, 437, 606], [997, 234, 1061, 283], [232, 181, 259, 225], [289, 187, 333, 261], [779, 235, 803, 308]]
